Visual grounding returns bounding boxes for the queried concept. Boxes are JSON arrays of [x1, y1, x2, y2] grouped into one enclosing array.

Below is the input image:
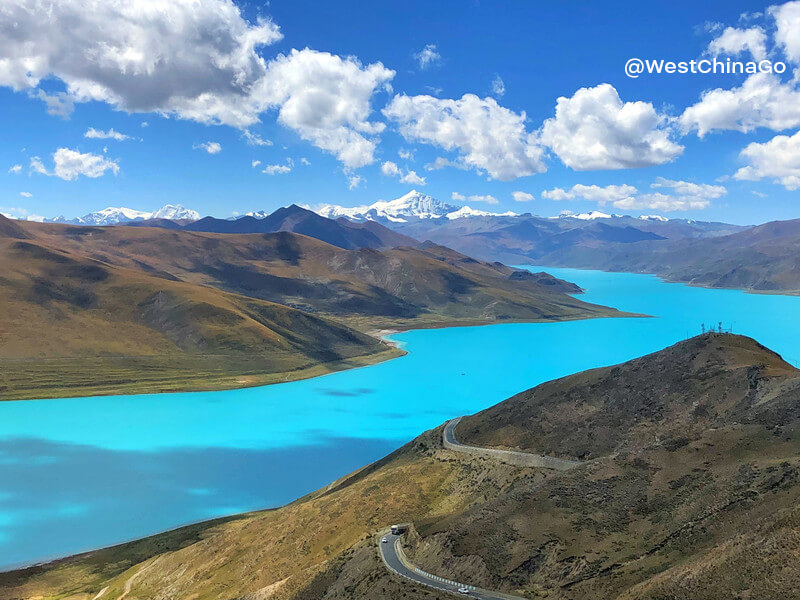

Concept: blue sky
[[1, 0, 799, 225]]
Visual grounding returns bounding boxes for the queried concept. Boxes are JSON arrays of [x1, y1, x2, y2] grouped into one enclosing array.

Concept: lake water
[[1, 267, 800, 570]]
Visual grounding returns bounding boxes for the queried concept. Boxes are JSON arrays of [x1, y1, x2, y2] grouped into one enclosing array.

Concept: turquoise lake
[[2, 267, 800, 569]]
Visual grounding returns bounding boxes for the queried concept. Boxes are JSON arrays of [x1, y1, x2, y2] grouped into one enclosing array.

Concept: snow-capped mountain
[[41, 204, 199, 226], [150, 205, 201, 221], [315, 190, 517, 223]]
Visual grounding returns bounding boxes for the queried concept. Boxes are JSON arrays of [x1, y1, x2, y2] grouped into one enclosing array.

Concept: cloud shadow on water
[[0, 435, 398, 571]]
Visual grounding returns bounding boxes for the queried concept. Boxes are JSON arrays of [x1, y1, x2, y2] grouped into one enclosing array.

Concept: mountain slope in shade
[[0, 233, 396, 399], [16, 221, 620, 331], [183, 204, 417, 249], [5, 334, 800, 600]]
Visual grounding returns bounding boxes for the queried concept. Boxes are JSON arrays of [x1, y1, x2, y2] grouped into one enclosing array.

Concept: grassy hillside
[[0, 232, 398, 400], [4, 334, 800, 599], [0, 216, 622, 399], [13, 219, 622, 328]]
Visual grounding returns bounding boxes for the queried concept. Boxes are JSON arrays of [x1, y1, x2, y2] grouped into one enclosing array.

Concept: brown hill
[[4, 334, 800, 600], [0, 235, 396, 400], [12, 221, 620, 329]]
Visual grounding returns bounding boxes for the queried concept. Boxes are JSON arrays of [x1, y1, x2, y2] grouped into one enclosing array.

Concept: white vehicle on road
[[457, 587, 470, 595], [381, 537, 388, 543]]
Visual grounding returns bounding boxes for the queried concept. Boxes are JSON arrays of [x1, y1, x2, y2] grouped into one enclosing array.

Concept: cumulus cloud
[[0, 3, 393, 170], [650, 176, 727, 199], [708, 26, 768, 60], [398, 149, 414, 160], [347, 174, 363, 189], [262, 163, 292, 175], [8, 164, 21, 174], [451, 192, 498, 204], [424, 156, 462, 171], [541, 179, 723, 212], [770, 0, 800, 63], [491, 75, 505, 98], [512, 191, 534, 202], [540, 84, 683, 170], [384, 94, 546, 180], [0, 0, 282, 127], [300, 157, 311, 166], [194, 141, 222, 154], [84, 127, 134, 141], [258, 49, 394, 168], [30, 148, 120, 180], [380, 160, 426, 185], [414, 44, 441, 69], [19, 191, 32, 198], [679, 73, 800, 136], [251, 160, 261, 168], [734, 129, 800, 189], [542, 184, 638, 204]]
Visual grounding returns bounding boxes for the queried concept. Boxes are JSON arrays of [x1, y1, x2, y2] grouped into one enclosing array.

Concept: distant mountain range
[[38, 204, 200, 226], [22, 191, 800, 293], [316, 190, 518, 223], [181, 204, 417, 250]]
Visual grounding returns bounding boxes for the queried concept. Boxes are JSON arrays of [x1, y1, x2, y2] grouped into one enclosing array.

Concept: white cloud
[[451, 192, 497, 204], [650, 176, 727, 199], [0, 3, 394, 169], [384, 93, 546, 180], [425, 156, 462, 171], [679, 73, 800, 136], [381, 160, 426, 185], [300, 157, 311, 166], [414, 44, 441, 69], [0, 0, 283, 127], [400, 170, 426, 185], [770, 0, 800, 63], [614, 193, 712, 212], [708, 26, 768, 60], [511, 191, 534, 202], [347, 174, 363, 189], [19, 191, 32, 198], [542, 184, 638, 204], [540, 84, 683, 170], [734, 129, 800, 189], [262, 163, 292, 175], [258, 48, 394, 168], [8, 164, 22, 174], [381, 161, 401, 177], [541, 179, 723, 212], [30, 148, 120, 180], [84, 127, 133, 141], [242, 130, 272, 146], [398, 149, 414, 160], [33, 89, 74, 118], [251, 160, 261, 168], [195, 141, 222, 154], [491, 75, 505, 98]]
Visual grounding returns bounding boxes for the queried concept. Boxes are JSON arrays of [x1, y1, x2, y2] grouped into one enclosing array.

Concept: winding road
[[443, 417, 580, 471], [377, 415, 583, 598], [379, 532, 523, 600]]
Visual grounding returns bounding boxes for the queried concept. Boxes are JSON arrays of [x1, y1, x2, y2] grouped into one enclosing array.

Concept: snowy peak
[[41, 204, 200, 226], [316, 190, 516, 223], [151, 205, 200, 221]]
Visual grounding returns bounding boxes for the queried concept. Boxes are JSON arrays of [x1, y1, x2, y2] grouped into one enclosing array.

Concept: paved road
[[379, 533, 523, 600], [443, 417, 580, 471]]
